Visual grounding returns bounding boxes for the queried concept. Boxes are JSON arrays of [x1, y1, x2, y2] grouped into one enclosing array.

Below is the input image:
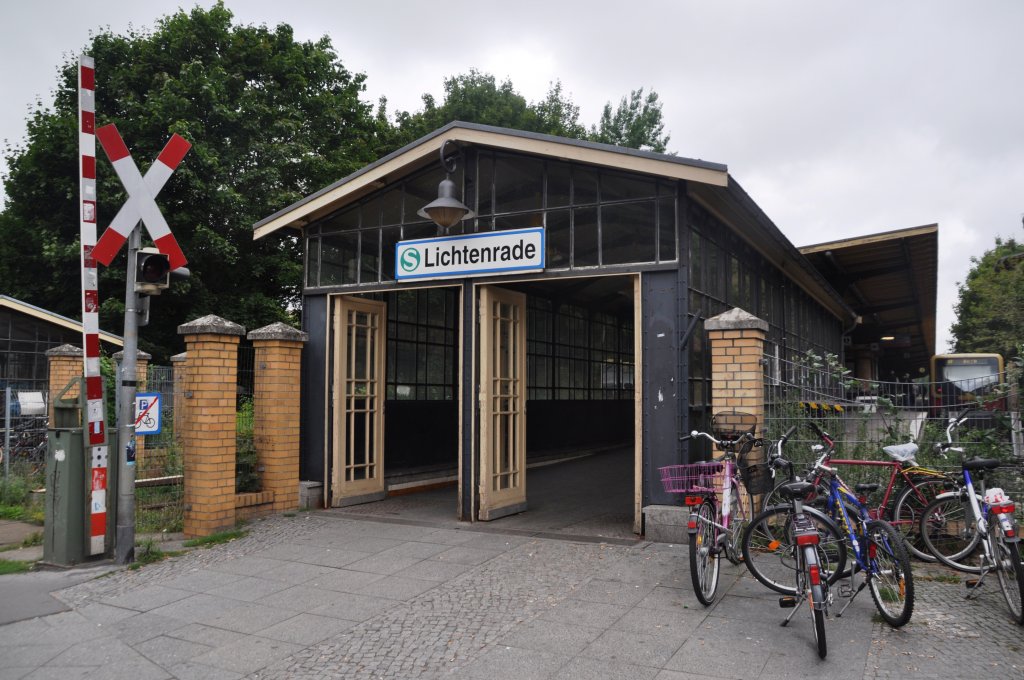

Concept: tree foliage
[[0, 3, 384, 360], [951, 236, 1024, 360], [0, 5, 673, 362], [590, 88, 670, 153]]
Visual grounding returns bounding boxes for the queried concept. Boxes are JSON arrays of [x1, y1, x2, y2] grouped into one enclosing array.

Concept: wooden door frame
[[327, 295, 387, 507]]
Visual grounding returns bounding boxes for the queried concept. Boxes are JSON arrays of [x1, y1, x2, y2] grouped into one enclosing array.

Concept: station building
[[253, 122, 858, 532]]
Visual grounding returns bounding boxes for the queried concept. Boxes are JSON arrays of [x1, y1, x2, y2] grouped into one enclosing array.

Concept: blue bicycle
[[806, 421, 915, 628]]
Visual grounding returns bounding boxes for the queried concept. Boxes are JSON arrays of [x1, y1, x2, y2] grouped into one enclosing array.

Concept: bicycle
[[742, 426, 847, 658], [742, 428, 849, 597], [659, 411, 766, 606], [918, 410, 1024, 624], [760, 432, 955, 562], [805, 422, 915, 628]]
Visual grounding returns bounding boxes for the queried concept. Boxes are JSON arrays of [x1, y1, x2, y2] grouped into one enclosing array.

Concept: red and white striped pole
[[78, 54, 108, 557]]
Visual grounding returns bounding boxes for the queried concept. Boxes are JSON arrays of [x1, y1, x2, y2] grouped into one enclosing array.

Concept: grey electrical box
[[43, 378, 117, 567]]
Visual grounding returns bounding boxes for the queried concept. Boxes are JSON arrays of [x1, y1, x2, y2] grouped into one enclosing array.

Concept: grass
[[917, 572, 961, 584], [128, 538, 184, 570], [0, 559, 33, 575], [183, 528, 249, 548]]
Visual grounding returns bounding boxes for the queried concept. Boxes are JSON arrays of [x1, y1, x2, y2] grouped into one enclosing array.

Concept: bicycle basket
[[659, 462, 723, 494], [711, 411, 757, 450], [739, 461, 774, 495]]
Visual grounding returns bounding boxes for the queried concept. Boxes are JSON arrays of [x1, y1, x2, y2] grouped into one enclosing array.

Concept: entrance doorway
[[327, 275, 639, 536]]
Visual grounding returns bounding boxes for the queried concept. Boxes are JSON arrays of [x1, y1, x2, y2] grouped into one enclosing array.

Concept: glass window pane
[[381, 226, 401, 281], [547, 162, 571, 208], [494, 154, 543, 213], [477, 152, 494, 217], [658, 196, 675, 262], [546, 209, 570, 269], [305, 237, 319, 287], [320, 206, 359, 234], [602, 201, 656, 265], [320, 232, 358, 285], [601, 171, 656, 202], [405, 166, 450, 221], [359, 229, 379, 283], [495, 213, 543, 231], [379, 188, 402, 225], [574, 167, 598, 204], [690, 232, 702, 291], [573, 207, 598, 267]]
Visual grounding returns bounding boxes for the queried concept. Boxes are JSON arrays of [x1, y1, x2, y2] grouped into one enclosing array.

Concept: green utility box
[[43, 378, 116, 567]]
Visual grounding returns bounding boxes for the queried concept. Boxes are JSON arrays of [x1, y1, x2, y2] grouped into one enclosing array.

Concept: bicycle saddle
[[777, 480, 816, 500], [963, 457, 1001, 471], [882, 443, 918, 464]]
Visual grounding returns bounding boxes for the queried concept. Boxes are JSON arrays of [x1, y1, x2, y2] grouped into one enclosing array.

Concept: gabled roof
[[0, 295, 123, 347], [253, 121, 729, 240], [800, 224, 938, 373], [253, 121, 854, 323]]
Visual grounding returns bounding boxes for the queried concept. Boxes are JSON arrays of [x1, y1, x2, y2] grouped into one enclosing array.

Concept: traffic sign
[[93, 125, 190, 270], [134, 393, 161, 436]]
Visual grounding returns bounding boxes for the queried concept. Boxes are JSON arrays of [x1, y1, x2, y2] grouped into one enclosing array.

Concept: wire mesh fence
[[762, 350, 1024, 515]]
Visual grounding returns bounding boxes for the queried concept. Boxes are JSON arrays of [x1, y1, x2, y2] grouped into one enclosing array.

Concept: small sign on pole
[[134, 393, 161, 436]]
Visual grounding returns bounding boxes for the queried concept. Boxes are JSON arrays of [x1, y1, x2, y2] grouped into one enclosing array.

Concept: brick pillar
[[114, 349, 152, 457], [45, 344, 83, 425], [170, 352, 187, 444], [178, 315, 245, 538], [249, 322, 308, 513], [705, 308, 768, 434]]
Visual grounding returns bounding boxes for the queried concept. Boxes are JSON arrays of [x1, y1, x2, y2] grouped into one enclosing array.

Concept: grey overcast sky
[[2, 1, 1022, 352]]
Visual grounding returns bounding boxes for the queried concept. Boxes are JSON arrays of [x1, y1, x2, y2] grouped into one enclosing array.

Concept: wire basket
[[739, 461, 775, 495], [659, 462, 724, 494]]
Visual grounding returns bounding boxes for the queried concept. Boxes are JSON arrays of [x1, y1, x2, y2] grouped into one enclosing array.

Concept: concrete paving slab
[[460, 644, 568, 680], [357, 575, 439, 601], [306, 592, 400, 622], [189, 635, 303, 675], [133, 634, 213, 668], [391, 558, 473, 582], [343, 552, 423, 575], [192, 601, 297, 634], [537, 598, 630, 628], [163, 661, 243, 680], [582, 627, 690, 667], [163, 623, 247, 648], [203, 575, 290, 602], [554, 655, 660, 680], [495, 618, 604, 655], [106, 611, 189, 646], [306, 567, 385, 593], [253, 612, 356, 645]]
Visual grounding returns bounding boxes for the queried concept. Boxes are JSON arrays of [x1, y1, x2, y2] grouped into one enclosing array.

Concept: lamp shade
[[417, 178, 475, 229]]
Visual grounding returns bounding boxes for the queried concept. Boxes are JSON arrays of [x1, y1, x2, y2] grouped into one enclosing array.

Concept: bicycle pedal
[[838, 585, 854, 598], [778, 596, 797, 608], [965, 578, 982, 590]]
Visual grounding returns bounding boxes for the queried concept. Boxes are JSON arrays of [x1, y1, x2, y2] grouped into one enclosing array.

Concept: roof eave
[[253, 121, 729, 240]]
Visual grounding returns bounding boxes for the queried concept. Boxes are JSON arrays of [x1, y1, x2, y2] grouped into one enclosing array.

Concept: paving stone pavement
[[1, 512, 1021, 679]]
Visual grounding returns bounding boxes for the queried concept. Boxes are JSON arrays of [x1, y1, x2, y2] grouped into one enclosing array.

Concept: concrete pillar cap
[[45, 344, 82, 357], [178, 315, 245, 336], [247, 322, 309, 342], [170, 352, 188, 363], [113, 349, 153, 361], [704, 307, 769, 333]]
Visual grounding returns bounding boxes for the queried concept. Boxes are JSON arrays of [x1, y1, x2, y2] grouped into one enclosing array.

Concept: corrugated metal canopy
[[799, 224, 938, 376]]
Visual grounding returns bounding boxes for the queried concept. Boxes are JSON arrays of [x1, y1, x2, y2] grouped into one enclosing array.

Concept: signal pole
[[115, 225, 141, 565]]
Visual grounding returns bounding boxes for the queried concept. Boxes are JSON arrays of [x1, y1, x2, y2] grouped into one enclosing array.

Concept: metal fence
[[763, 350, 1024, 511], [1, 384, 49, 479]]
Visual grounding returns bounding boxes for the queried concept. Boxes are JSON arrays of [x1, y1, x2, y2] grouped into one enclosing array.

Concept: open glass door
[[478, 286, 527, 520], [330, 296, 386, 506]]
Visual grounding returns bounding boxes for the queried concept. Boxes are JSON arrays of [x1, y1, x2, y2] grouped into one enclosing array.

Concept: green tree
[[0, 2, 384, 361], [590, 88, 670, 153], [950, 236, 1024, 360]]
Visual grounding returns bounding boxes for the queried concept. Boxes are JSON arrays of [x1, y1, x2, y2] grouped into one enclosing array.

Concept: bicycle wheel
[[890, 477, 949, 562], [865, 519, 914, 627], [991, 520, 1024, 624], [919, 492, 984, 573], [725, 482, 747, 566], [689, 500, 720, 605], [809, 581, 827, 659], [741, 505, 847, 595]]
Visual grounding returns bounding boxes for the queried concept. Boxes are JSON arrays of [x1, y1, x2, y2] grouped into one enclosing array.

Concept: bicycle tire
[[741, 505, 847, 595], [810, 581, 827, 659], [865, 519, 914, 628], [919, 492, 984, 573], [725, 481, 747, 566], [689, 500, 720, 605], [991, 521, 1024, 625], [890, 477, 949, 562]]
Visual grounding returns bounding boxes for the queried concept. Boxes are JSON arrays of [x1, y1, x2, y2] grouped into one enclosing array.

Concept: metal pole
[[115, 225, 140, 564], [4, 386, 10, 481]]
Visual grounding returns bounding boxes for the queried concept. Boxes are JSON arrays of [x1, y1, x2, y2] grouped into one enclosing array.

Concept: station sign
[[396, 227, 544, 281]]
